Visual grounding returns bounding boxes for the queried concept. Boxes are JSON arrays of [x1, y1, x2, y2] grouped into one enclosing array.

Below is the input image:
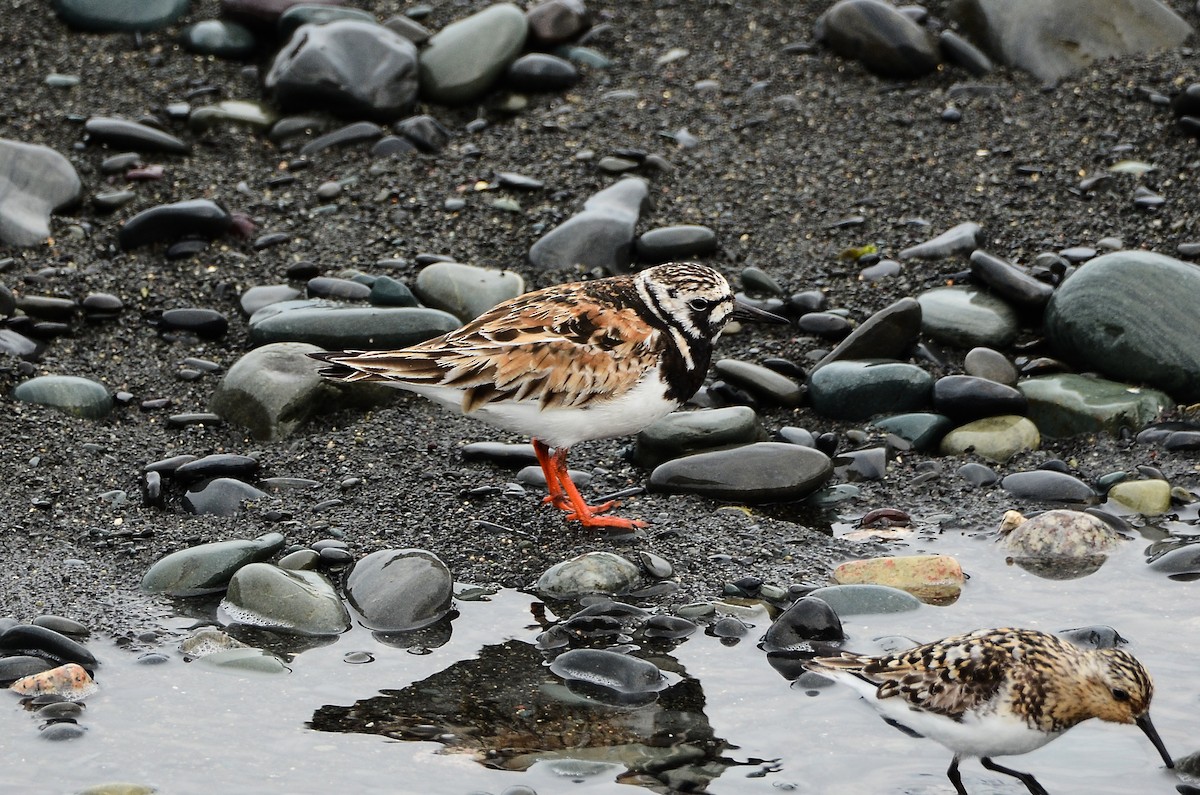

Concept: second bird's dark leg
[[946, 756, 969, 795], [980, 757, 1049, 795]]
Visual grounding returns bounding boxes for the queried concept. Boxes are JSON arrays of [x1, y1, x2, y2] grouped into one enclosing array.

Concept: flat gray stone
[[648, 442, 832, 503], [814, 297, 921, 370], [414, 261, 524, 321], [528, 177, 649, 272], [815, 0, 940, 79], [917, 285, 1019, 349], [633, 406, 762, 467], [210, 342, 339, 441], [808, 359, 933, 421], [141, 532, 285, 597], [54, 0, 189, 31], [12, 375, 111, 419], [248, 300, 461, 349]]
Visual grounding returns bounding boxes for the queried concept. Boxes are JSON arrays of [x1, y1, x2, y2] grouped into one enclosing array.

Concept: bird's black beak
[[731, 298, 789, 325], [1136, 713, 1174, 768]]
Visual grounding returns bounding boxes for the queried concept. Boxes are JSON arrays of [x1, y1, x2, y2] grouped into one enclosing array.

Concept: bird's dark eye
[[689, 298, 710, 311], [1111, 688, 1130, 702]]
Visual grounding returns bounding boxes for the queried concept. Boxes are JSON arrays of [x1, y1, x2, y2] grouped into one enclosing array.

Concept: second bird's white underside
[[393, 364, 682, 449], [824, 670, 1062, 759]]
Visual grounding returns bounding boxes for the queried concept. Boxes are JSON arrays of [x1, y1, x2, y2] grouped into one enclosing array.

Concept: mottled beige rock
[[832, 554, 964, 604]]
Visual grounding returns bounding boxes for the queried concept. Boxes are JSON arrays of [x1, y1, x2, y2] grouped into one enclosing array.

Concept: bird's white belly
[[396, 372, 681, 449], [895, 703, 1060, 759]]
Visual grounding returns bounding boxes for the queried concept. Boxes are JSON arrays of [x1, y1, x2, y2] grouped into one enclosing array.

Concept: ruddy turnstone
[[310, 262, 785, 530], [806, 627, 1174, 795]]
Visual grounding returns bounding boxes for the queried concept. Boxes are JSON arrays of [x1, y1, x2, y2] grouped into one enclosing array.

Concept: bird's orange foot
[[566, 509, 648, 531]]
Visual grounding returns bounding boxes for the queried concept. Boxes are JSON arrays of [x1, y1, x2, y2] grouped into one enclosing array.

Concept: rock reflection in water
[[309, 639, 731, 790]]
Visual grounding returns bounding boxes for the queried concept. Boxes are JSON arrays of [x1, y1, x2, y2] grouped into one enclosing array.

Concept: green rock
[[418, 3, 528, 104], [1045, 250, 1200, 401], [141, 532, 286, 597], [808, 359, 933, 421], [13, 375, 112, 419], [872, 412, 953, 451], [917, 285, 1018, 349], [53, 0, 188, 32], [1107, 479, 1172, 515], [1019, 373, 1173, 438], [939, 414, 1040, 463], [180, 20, 258, 59], [222, 564, 350, 636]]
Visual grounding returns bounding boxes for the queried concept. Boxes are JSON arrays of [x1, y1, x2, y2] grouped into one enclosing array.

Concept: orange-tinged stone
[[832, 554, 964, 605], [10, 662, 96, 701]]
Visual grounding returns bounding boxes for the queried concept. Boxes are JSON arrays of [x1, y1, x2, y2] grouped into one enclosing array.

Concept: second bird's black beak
[[1136, 713, 1175, 768], [731, 298, 789, 325]]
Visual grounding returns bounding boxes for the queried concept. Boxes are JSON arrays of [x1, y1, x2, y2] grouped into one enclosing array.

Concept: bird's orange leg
[[532, 438, 568, 509], [548, 447, 646, 530]]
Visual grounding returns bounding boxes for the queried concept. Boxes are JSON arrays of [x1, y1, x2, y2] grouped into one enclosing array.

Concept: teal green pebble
[[53, 0, 190, 32], [808, 359, 933, 421], [1018, 373, 1173, 438], [180, 20, 258, 59], [13, 375, 112, 419]]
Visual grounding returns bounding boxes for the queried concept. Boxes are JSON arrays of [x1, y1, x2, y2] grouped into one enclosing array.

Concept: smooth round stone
[[648, 442, 832, 503], [529, 177, 648, 272], [939, 29, 992, 75], [832, 554, 964, 604], [814, 298, 922, 368], [159, 308, 229, 338], [806, 584, 921, 615], [506, 52, 579, 91], [307, 276, 371, 301], [141, 532, 285, 597], [516, 465, 590, 489], [173, 454, 260, 484], [189, 100, 277, 133], [634, 225, 718, 263], [418, 3, 528, 104], [968, 250, 1054, 308], [1045, 251, 1200, 401], [32, 616, 88, 637], [38, 722, 88, 741], [248, 300, 461, 349], [940, 415, 1040, 463], [945, 0, 1190, 85], [0, 329, 39, 359], [266, 21, 419, 120], [932, 375, 1027, 422], [118, 199, 231, 250], [414, 261, 524, 321], [548, 648, 666, 699], [834, 447, 887, 480], [461, 441, 538, 467], [0, 625, 97, 667], [963, 346, 1017, 386], [368, 275, 418, 306], [193, 647, 289, 674], [633, 406, 761, 467], [1018, 373, 1173, 438], [536, 552, 641, 600], [240, 285, 302, 317], [18, 295, 76, 320], [54, 0, 189, 31], [899, 222, 982, 260], [797, 311, 851, 339], [808, 359, 933, 421], [1001, 470, 1097, 503], [183, 478, 268, 517], [815, 0, 939, 79], [0, 139, 82, 247], [917, 286, 1019, 349], [345, 549, 453, 631], [778, 426, 816, 447], [181, 20, 258, 58], [83, 117, 188, 154], [81, 292, 123, 316], [713, 359, 803, 406], [1107, 479, 1171, 515], [761, 596, 844, 653], [210, 342, 334, 441], [956, 461, 997, 486], [1148, 544, 1200, 575], [221, 564, 349, 636], [278, 549, 320, 571], [13, 375, 112, 419], [872, 412, 952, 452]]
